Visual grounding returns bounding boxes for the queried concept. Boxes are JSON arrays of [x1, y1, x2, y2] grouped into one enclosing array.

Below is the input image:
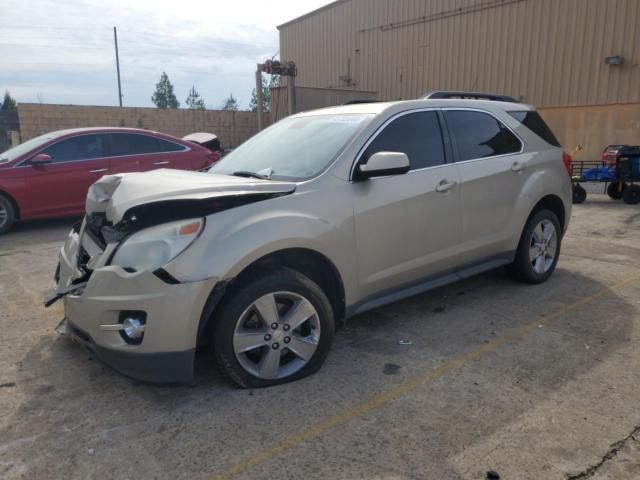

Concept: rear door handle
[[511, 161, 527, 173], [435, 179, 458, 193], [89, 168, 109, 174], [154, 161, 170, 166]]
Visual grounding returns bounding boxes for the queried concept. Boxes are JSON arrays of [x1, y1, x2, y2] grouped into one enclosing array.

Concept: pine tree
[[185, 86, 206, 110], [1, 90, 17, 111], [249, 75, 280, 112], [151, 72, 180, 109], [221, 93, 239, 111]]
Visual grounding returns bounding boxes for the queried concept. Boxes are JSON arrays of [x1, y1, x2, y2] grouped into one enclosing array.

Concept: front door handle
[[435, 179, 458, 193], [154, 160, 170, 166], [511, 161, 527, 173], [89, 168, 109, 174]]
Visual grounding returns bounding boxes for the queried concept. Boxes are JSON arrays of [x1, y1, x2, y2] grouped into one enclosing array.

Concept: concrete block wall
[[17, 104, 270, 148]]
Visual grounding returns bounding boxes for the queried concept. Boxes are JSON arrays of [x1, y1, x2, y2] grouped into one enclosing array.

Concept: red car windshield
[[0, 132, 62, 164]]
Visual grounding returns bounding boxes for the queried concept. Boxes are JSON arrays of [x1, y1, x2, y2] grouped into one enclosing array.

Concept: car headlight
[[110, 218, 204, 272]]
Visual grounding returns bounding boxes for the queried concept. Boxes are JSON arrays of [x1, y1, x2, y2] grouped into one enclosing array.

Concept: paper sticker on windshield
[[326, 115, 369, 124]]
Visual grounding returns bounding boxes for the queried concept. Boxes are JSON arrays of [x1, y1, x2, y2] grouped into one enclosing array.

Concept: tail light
[[562, 151, 573, 176], [206, 152, 221, 164]]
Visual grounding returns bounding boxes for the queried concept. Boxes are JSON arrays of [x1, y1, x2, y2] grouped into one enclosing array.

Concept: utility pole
[[113, 26, 123, 107], [287, 75, 296, 116], [256, 67, 264, 131]]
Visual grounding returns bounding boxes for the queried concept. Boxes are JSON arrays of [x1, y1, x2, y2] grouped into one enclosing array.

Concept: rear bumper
[[64, 319, 195, 384]]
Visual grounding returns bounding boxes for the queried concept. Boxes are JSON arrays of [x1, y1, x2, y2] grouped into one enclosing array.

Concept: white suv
[[48, 92, 573, 388]]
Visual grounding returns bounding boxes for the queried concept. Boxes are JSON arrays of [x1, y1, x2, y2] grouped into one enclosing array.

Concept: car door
[[443, 109, 526, 267], [351, 110, 463, 299], [26, 133, 109, 217]]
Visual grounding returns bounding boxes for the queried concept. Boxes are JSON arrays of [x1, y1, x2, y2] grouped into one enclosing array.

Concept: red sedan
[[0, 127, 221, 234]]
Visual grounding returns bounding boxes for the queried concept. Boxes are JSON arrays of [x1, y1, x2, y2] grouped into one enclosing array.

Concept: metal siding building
[[278, 0, 640, 159]]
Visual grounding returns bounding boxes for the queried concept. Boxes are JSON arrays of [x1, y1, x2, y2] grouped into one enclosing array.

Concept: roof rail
[[423, 91, 519, 103], [343, 99, 380, 105]]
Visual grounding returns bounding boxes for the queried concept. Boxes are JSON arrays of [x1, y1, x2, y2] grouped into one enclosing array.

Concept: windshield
[[209, 113, 372, 180], [0, 132, 61, 164]]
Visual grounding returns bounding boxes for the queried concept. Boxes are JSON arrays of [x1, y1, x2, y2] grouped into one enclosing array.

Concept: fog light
[[119, 311, 146, 344]]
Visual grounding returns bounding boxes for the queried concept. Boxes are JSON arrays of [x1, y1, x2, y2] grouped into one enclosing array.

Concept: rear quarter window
[[508, 111, 561, 147]]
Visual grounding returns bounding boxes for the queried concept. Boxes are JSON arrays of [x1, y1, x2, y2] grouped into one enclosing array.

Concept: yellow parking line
[[210, 274, 640, 480]]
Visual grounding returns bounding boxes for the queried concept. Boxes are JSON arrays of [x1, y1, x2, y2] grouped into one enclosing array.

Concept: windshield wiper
[[230, 171, 270, 180]]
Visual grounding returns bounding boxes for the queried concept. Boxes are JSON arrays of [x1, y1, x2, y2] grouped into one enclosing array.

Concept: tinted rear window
[[508, 111, 561, 147], [445, 110, 522, 161]]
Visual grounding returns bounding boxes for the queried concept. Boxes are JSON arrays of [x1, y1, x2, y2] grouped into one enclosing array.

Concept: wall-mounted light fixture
[[605, 55, 624, 65]]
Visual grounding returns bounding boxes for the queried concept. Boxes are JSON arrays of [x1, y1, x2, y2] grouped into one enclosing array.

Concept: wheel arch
[[530, 194, 566, 232], [196, 247, 347, 346], [0, 189, 20, 220]]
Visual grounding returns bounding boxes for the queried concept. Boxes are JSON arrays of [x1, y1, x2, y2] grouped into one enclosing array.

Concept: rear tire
[[508, 209, 561, 284], [622, 185, 640, 205], [0, 194, 16, 235], [212, 267, 334, 388], [606, 182, 627, 200], [572, 184, 587, 204]]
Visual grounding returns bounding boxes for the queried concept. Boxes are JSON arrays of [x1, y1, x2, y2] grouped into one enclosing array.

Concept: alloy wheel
[[529, 219, 558, 274], [232, 291, 321, 380]]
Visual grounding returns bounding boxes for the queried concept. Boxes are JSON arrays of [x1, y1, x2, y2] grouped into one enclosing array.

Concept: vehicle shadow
[[0, 217, 79, 251], [1, 267, 635, 479]]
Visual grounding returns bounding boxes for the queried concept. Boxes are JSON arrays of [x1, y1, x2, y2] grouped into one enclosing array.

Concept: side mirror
[[357, 151, 410, 179], [31, 153, 52, 165]]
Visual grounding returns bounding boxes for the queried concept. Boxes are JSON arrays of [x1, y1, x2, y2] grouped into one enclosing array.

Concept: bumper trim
[[66, 320, 195, 384]]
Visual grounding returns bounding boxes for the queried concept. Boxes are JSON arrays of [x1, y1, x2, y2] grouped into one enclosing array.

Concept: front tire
[[212, 267, 335, 388], [508, 209, 562, 284], [0, 194, 16, 235]]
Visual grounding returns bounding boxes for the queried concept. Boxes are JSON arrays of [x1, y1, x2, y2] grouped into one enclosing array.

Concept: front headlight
[[110, 218, 204, 272]]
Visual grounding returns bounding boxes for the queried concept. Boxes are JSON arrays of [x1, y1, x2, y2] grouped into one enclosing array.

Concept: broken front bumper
[[49, 227, 216, 384]]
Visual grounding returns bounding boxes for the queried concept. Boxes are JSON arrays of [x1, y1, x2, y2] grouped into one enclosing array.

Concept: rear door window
[[445, 110, 522, 161], [110, 133, 185, 156], [110, 133, 159, 156], [363, 111, 446, 170], [40, 134, 107, 163]]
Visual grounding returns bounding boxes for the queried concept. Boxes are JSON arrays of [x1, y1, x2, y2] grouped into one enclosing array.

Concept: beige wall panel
[[279, 0, 640, 107], [539, 104, 640, 160]]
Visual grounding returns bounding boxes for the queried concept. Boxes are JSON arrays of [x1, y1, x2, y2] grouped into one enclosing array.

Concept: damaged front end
[[45, 169, 296, 307], [43, 169, 297, 383]]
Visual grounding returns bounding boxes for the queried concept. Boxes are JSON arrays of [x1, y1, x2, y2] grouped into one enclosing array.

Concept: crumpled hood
[[86, 169, 297, 224]]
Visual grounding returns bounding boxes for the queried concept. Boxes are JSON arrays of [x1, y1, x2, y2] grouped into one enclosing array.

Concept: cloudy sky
[[0, 0, 331, 109]]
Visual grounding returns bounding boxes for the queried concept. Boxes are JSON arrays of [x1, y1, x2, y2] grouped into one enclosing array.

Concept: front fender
[[164, 190, 358, 303]]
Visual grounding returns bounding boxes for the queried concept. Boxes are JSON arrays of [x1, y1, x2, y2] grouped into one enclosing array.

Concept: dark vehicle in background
[[0, 127, 221, 234], [572, 144, 640, 204]]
